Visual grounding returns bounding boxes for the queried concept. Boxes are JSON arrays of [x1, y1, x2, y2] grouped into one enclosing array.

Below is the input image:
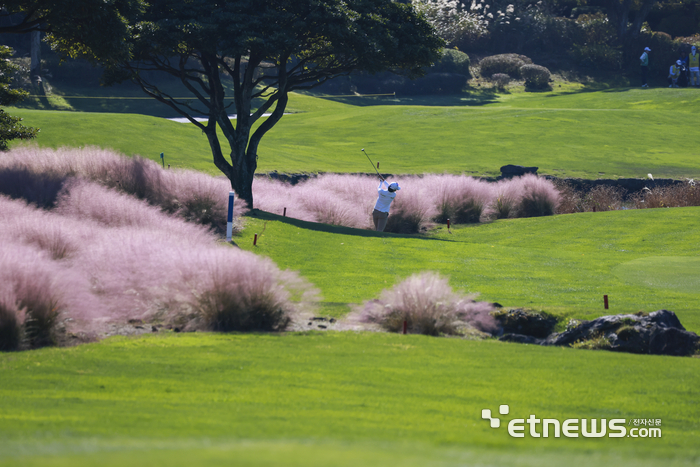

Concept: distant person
[[640, 47, 650, 88], [679, 50, 689, 87], [689, 46, 700, 87], [372, 178, 401, 232], [668, 60, 682, 87]]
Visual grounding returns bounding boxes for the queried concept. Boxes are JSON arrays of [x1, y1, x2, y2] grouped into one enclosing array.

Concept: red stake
[[283, 207, 287, 217], [254, 234, 258, 246], [604, 295, 609, 309], [447, 218, 451, 230], [377, 162, 380, 169], [402, 320, 407, 335]]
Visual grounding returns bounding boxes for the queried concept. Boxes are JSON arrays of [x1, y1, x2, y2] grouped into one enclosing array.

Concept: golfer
[[372, 178, 400, 232]]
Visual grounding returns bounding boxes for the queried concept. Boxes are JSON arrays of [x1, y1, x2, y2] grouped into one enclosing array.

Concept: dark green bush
[[432, 49, 471, 78], [479, 54, 532, 78], [491, 73, 511, 91], [520, 64, 551, 88]]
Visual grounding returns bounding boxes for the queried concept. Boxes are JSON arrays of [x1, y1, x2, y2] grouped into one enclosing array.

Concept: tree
[[0, 0, 145, 61], [86, 0, 443, 208], [0, 45, 37, 150]]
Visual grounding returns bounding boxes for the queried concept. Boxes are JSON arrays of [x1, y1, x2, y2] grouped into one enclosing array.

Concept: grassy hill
[[8, 87, 700, 180]]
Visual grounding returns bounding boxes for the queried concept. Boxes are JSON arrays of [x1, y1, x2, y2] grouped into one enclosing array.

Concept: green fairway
[[1, 332, 698, 466], [8, 87, 700, 179], [238, 207, 700, 332]]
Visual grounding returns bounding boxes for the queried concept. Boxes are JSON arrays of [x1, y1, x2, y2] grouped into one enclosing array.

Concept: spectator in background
[[640, 47, 650, 88], [668, 60, 682, 88], [689, 46, 700, 87], [679, 49, 689, 87]]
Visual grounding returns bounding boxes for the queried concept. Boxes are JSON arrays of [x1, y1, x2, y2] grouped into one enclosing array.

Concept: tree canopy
[[76, 0, 443, 207], [0, 0, 145, 61]]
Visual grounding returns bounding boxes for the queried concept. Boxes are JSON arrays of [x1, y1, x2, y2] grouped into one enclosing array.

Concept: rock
[[151, 326, 158, 332], [499, 165, 539, 179], [543, 310, 699, 357], [317, 325, 327, 329], [127, 319, 143, 325], [649, 328, 699, 356], [499, 333, 542, 344]]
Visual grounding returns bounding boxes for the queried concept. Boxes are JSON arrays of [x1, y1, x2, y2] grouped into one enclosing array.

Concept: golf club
[[361, 148, 384, 180]]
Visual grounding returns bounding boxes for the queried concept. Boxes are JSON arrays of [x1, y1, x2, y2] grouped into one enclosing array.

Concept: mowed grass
[[1, 332, 698, 467], [8, 87, 700, 179], [239, 207, 700, 333]]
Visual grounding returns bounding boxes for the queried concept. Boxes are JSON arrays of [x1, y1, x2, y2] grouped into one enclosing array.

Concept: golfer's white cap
[[389, 182, 401, 191], [677, 59, 682, 65]]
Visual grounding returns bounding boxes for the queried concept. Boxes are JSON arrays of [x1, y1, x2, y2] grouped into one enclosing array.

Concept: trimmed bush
[[478, 54, 532, 79], [432, 49, 471, 77], [491, 73, 511, 91], [520, 64, 551, 89], [356, 272, 497, 336]]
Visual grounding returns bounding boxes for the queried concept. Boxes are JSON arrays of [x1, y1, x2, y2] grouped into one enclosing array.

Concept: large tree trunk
[[30, 30, 41, 82]]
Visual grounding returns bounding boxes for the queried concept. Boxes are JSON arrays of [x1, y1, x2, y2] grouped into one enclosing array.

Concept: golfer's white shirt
[[374, 181, 396, 213]]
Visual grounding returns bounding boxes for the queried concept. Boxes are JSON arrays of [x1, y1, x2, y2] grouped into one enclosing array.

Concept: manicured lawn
[[1, 332, 698, 466], [8, 87, 700, 179]]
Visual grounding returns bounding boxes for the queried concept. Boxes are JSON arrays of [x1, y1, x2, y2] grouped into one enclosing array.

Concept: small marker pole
[[160, 152, 164, 168], [283, 207, 287, 217], [604, 295, 609, 310], [168, 164, 171, 169], [226, 191, 235, 242], [402, 320, 407, 335], [253, 234, 258, 246], [377, 162, 380, 169], [447, 218, 451, 230]]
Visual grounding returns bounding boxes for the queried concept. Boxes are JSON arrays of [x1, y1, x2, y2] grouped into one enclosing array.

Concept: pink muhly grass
[[426, 174, 494, 224], [0, 243, 66, 348], [515, 174, 561, 217], [54, 179, 216, 244], [190, 249, 319, 332], [490, 178, 523, 219], [357, 271, 498, 336], [0, 195, 90, 260], [252, 177, 318, 222], [383, 177, 438, 233]]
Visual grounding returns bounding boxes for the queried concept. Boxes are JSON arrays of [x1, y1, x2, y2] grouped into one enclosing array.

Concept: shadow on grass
[[247, 209, 452, 242], [303, 89, 500, 108]]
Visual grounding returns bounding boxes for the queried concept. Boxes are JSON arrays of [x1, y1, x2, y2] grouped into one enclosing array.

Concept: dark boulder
[[499, 165, 539, 179], [543, 310, 699, 357]]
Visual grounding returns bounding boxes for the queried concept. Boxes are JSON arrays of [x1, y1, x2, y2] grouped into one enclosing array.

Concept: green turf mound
[[612, 256, 700, 294]]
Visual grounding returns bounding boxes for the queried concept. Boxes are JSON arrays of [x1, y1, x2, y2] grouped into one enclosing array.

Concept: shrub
[[478, 54, 532, 79], [490, 178, 522, 219], [0, 243, 65, 349], [584, 185, 626, 212], [632, 181, 700, 209], [0, 167, 67, 208], [384, 183, 438, 233], [516, 174, 560, 217], [432, 48, 471, 77], [571, 14, 622, 71], [491, 73, 511, 91], [429, 174, 493, 224], [192, 251, 316, 332], [552, 180, 584, 214], [519, 64, 551, 89], [356, 272, 497, 336]]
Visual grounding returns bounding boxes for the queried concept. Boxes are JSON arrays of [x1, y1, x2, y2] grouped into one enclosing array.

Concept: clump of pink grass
[[356, 272, 498, 336]]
